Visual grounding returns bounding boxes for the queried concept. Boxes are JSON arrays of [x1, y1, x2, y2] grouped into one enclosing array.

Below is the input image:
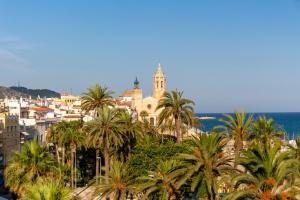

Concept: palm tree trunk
[[74, 147, 77, 188], [128, 144, 132, 160], [168, 190, 177, 200], [55, 144, 60, 164], [208, 186, 214, 200], [71, 148, 74, 188], [175, 116, 181, 143], [62, 144, 65, 164], [96, 147, 100, 185], [104, 144, 110, 185], [234, 141, 242, 168]]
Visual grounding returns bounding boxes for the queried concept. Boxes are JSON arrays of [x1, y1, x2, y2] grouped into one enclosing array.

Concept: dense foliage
[[128, 135, 188, 179], [4, 84, 300, 200]]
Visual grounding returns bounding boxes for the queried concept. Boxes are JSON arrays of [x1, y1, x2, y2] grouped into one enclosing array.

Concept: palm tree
[[288, 136, 300, 194], [158, 115, 200, 139], [174, 132, 234, 200], [141, 117, 159, 136], [80, 84, 114, 185], [4, 140, 57, 196], [218, 112, 253, 166], [157, 118, 191, 144], [139, 110, 149, 121], [156, 90, 195, 143], [117, 110, 142, 160], [290, 136, 300, 159], [80, 83, 114, 116], [137, 160, 179, 200], [224, 142, 300, 200], [21, 179, 70, 200], [46, 125, 60, 163], [62, 120, 85, 188], [84, 106, 125, 185], [250, 116, 285, 144], [55, 120, 70, 164], [138, 110, 159, 136], [96, 160, 133, 200]]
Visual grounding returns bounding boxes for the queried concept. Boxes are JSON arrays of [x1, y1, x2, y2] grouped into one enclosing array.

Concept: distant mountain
[[0, 86, 29, 99], [10, 86, 61, 98]]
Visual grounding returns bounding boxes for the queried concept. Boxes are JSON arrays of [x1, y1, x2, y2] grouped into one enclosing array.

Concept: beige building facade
[[0, 112, 20, 171], [61, 94, 80, 106], [120, 64, 166, 126]]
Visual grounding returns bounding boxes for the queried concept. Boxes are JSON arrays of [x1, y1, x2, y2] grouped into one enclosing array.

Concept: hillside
[[0, 86, 29, 99], [10, 86, 61, 98]]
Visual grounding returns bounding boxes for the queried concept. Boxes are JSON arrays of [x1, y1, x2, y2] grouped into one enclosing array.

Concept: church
[[119, 64, 166, 126]]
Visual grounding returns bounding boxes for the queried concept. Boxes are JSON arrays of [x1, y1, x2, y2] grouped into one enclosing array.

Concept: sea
[[196, 112, 300, 140]]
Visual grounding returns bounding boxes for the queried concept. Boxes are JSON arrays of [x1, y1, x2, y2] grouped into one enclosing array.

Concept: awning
[[21, 132, 30, 136]]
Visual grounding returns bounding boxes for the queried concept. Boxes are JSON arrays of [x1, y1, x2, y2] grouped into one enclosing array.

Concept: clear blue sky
[[0, 0, 300, 113]]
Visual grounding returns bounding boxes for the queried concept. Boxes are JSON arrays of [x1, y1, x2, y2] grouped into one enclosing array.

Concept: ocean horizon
[[196, 112, 300, 139]]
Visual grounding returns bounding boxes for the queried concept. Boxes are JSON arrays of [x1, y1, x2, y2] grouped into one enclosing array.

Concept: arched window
[[157, 81, 159, 88], [161, 81, 163, 88], [150, 117, 155, 125]]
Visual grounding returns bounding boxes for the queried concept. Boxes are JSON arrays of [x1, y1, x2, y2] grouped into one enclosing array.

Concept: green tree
[[141, 118, 159, 136], [46, 125, 61, 163], [55, 120, 70, 164], [156, 90, 195, 143], [116, 110, 142, 161], [63, 120, 85, 188], [84, 106, 125, 185], [137, 160, 179, 200], [96, 160, 133, 200], [21, 179, 70, 200], [158, 116, 200, 140], [174, 132, 234, 200], [80, 83, 114, 185], [80, 83, 114, 116], [218, 112, 253, 166], [139, 110, 149, 121], [225, 142, 300, 200], [127, 135, 187, 179], [4, 140, 57, 196], [250, 116, 285, 144]]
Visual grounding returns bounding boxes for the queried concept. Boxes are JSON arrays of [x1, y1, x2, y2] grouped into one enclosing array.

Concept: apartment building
[[0, 112, 20, 173]]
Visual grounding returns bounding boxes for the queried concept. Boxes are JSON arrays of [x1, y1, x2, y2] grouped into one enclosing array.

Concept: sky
[[0, 0, 300, 113]]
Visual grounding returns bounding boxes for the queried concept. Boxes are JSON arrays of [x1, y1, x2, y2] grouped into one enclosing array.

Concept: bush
[[127, 135, 189, 179]]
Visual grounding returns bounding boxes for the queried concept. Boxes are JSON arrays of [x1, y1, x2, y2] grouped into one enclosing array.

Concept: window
[[161, 81, 163, 88], [150, 117, 155, 126], [157, 81, 159, 88]]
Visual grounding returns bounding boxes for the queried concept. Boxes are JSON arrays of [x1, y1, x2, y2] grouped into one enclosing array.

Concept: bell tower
[[153, 63, 166, 99]]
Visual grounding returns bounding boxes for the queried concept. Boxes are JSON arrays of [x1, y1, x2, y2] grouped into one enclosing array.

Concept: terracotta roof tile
[[31, 107, 52, 112], [120, 90, 135, 97]]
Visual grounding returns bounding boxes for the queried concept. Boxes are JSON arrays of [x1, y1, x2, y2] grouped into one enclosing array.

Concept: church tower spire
[[153, 63, 166, 99], [134, 77, 140, 89]]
